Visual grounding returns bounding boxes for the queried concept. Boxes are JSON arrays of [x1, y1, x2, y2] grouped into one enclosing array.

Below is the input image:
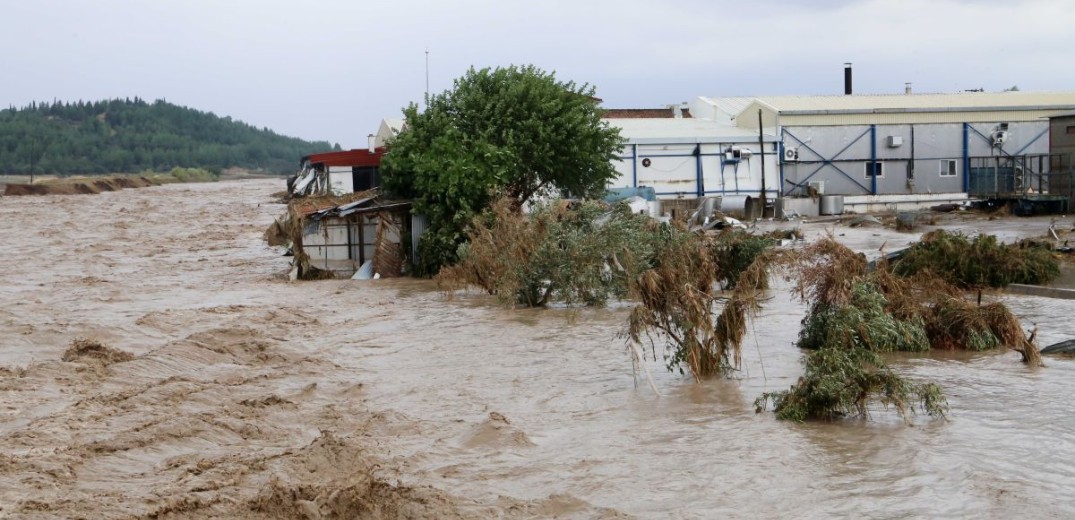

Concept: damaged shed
[[291, 147, 385, 197], [270, 192, 416, 279]]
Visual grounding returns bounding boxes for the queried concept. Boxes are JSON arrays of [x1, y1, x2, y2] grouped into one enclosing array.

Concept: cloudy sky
[[2, 0, 1071, 148]]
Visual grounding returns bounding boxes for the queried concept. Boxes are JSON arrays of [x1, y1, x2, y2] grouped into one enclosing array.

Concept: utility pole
[[758, 109, 766, 218]]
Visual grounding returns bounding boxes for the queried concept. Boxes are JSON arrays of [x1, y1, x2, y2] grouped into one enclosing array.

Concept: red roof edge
[[303, 148, 386, 168]]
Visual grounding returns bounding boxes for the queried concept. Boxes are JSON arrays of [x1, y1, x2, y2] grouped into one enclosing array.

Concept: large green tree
[[381, 65, 623, 275]]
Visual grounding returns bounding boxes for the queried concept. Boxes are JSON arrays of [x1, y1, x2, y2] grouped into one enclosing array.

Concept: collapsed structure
[[271, 143, 421, 279]]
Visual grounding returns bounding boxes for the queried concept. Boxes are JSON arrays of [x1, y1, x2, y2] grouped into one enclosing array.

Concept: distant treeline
[[0, 98, 340, 175]]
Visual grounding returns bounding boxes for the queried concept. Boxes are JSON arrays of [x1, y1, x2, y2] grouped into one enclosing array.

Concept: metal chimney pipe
[[368, 133, 376, 153], [905, 82, 913, 95], [844, 63, 853, 95]]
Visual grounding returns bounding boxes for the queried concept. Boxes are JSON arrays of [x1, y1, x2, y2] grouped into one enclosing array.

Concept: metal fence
[[965, 153, 1075, 214], [968, 154, 1075, 199]]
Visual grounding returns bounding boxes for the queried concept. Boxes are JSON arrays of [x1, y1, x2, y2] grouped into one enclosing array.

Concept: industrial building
[[604, 110, 780, 217], [689, 90, 1075, 211]]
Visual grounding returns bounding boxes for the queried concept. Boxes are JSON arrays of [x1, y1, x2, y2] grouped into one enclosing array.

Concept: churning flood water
[[1, 179, 1074, 519]]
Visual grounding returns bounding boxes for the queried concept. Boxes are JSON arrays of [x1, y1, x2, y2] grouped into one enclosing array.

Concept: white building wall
[[611, 141, 780, 200]]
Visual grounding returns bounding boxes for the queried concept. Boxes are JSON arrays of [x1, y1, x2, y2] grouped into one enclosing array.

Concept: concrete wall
[[611, 141, 780, 200], [781, 121, 1050, 196]]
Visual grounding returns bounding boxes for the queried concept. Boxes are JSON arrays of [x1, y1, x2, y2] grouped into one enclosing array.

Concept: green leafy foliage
[[381, 65, 624, 275], [890, 230, 1059, 288], [798, 282, 931, 353], [439, 198, 664, 307], [0, 98, 337, 175], [755, 346, 947, 422], [711, 233, 777, 289]]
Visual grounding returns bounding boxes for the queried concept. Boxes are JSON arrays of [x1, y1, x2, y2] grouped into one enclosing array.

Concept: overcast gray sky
[[2, 0, 1071, 148]]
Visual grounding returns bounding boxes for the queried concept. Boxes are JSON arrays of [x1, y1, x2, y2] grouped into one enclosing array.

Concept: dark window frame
[[864, 161, 884, 179]]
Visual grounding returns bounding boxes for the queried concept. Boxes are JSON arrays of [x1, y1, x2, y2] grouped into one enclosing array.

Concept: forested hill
[[0, 98, 340, 175]]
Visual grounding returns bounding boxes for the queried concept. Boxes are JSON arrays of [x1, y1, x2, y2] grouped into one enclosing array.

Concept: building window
[[940, 159, 958, 177], [1067, 125, 1075, 135], [865, 161, 884, 179]]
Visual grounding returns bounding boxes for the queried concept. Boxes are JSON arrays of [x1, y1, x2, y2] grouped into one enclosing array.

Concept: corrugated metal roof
[[706, 91, 1075, 116], [697, 96, 756, 117], [608, 118, 775, 143], [777, 110, 1068, 126]]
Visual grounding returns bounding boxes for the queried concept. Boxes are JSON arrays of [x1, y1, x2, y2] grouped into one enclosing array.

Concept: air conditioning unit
[[808, 181, 825, 195], [992, 130, 1008, 147], [725, 146, 749, 162], [783, 147, 799, 162]]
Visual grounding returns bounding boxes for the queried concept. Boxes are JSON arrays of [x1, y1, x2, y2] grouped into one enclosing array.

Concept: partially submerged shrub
[[439, 197, 663, 307], [924, 298, 1009, 351], [890, 230, 1059, 288], [710, 232, 777, 289], [755, 346, 947, 422], [798, 281, 930, 353], [629, 227, 779, 379]]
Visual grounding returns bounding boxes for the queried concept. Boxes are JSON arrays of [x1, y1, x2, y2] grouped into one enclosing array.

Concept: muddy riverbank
[[2, 180, 1074, 518]]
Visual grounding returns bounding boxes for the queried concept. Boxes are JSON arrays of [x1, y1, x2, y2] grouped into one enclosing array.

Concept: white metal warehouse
[[688, 91, 1075, 206]]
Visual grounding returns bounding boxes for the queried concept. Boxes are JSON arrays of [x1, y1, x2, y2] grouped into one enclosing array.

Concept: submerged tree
[[381, 65, 624, 275]]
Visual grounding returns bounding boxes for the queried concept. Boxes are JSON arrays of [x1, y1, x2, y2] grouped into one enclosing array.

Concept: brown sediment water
[[1, 180, 1074, 518]]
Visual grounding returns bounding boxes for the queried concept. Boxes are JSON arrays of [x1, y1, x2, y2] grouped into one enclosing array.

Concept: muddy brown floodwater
[[2, 180, 1075, 519]]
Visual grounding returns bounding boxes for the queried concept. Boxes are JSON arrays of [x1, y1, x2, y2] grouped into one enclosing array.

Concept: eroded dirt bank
[[2, 176, 158, 196], [3, 180, 1075, 519]]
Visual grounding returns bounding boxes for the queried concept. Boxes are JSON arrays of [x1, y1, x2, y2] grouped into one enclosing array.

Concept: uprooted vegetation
[[889, 230, 1060, 288], [755, 237, 1042, 422]]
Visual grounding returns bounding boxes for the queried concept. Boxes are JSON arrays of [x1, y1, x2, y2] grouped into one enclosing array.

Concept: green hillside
[[0, 98, 339, 175]]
